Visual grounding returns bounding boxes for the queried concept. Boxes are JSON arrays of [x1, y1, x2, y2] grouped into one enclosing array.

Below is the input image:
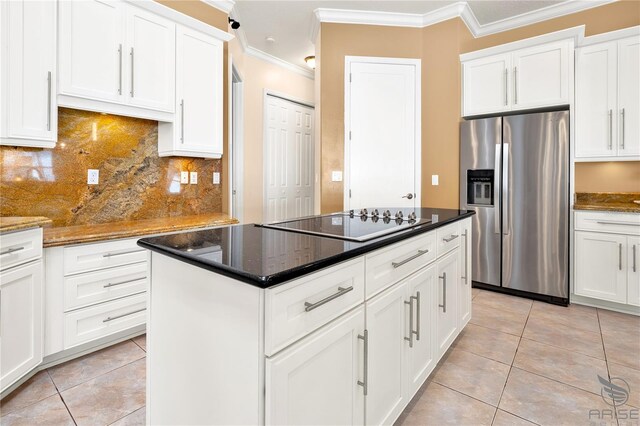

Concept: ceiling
[[229, 0, 584, 73]]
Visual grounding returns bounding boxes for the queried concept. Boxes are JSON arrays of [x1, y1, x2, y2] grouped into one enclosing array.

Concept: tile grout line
[[131, 336, 147, 353], [597, 308, 620, 426], [45, 370, 78, 426]]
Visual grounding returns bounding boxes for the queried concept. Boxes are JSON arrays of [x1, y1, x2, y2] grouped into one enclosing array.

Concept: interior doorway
[[230, 62, 243, 222]]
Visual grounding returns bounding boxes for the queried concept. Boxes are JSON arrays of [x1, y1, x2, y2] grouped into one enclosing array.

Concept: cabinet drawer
[[575, 211, 640, 235], [63, 292, 146, 349], [436, 222, 462, 257], [63, 238, 147, 275], [365, 232, 436, 298], [264, 258, 365, 356], [0, 228, 43, 272], [64, 262, 148, 311]]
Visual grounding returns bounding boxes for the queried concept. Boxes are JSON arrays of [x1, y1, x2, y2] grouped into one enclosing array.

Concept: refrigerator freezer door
[[460, 117, 502, 288], [502, 111, 569, 298]]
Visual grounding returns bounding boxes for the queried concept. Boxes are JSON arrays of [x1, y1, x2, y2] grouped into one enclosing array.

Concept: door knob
[[402, 193, 414, 200]]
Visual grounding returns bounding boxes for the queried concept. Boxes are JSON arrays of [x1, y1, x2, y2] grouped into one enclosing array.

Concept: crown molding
[[201, 0, 235, 14]]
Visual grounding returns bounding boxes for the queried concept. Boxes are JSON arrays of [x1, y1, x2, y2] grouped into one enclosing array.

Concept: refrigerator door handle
[[502, 143, 510, 235], [494, 144, 501, 235]]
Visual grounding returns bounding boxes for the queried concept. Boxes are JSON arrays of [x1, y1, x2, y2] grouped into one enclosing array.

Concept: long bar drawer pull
[[438, 273, 447, 313], [443, 234, 459, 243], [633, 244, 637, 273], [404, 299, 414, 348], [596, 221, 640, 227], [103, 249, 145, 258], [619, 243, 623, 271], [0, 247, 25, 256], [357, 330, 368, 396], [392, 249, 429, 268], [103, 307, 146, 323], [304, 286, 353, 312], [103, 276, 147, 288], [413, 291, 421, 341]]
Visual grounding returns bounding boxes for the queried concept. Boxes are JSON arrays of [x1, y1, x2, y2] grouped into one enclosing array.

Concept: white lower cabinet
[[436, 250, 459, 356], [459, 220, 472, 328], [265, 307, 365, 426]]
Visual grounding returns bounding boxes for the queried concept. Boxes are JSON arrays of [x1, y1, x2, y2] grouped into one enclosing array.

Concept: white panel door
[[126, 5, 175, 112], [264, 96, 314, 222], [405, 264, 437, 399], [512, 40, 571, 111], [0, 261, 43, 392], [3, 0, 56, 145], [617, 36, 640, 157], [575, 42, 617, 159], [366, 282, 407, 426], [347, 58, 420, 211], [575, 231, 627, 303], [462, 54, 511, 117], [176, 26, 223, 154], [628, 236, 640, 307], [436, 250, 459, 357], [58, 0, 125, 103], [265, 307, 365, 426]]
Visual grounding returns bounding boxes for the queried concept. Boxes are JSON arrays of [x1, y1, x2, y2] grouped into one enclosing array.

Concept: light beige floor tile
[[452, 323, 520, 365], [470, 301, 529, 336], [499, 368, 610, 426], [602, 329, 640, 370], [432, 347, 510, 406], [61, 358, 145, 426], [522, 316, 605, 359], [608, 362, 640, 409], [598, 309, 640, 335], [529, 301, 600, 333], [397, 381, 496, 426], [110, 406, 145, 426], [617, 404, 640, 426], [0, 394, 74, 426], [0, 371, 58, 416], [132, 334, 146, 351], [472, 288, 483, 299], [473, 291, 533, 315], [492, 409, 537, 426], [513, 338, 608, 395], [49, 340, 145, 391]]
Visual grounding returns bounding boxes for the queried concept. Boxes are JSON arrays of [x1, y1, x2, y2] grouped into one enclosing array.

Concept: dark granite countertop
[[137, 208, 474, 288]]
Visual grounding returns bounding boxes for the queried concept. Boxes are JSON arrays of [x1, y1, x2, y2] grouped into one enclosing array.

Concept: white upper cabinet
[[576, 29, 640, 161], [58, 0, 175, 119], [0, 0, 57, 148], [462, 54, 511, 117]]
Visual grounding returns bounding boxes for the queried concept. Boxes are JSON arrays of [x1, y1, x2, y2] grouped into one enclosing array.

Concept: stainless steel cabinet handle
[[103, 249, 145, 258], [392, 249, 429, 269], [608, 110, 613, 150], [0, 246, 25, 256], [118, 44, 122, 95], [504, 68, 508, 106], [462, 229, 468, 283], [47, 71, 52, 131], [619, 243, 623, 271], [304, 286, 353, 312], [103, 276, 147, 288], [514, 67, 518, 104], [413, 291, 421, 341], [180, 99, 185, 143], [402, 193, 414, 200], [404, 299, 414, 348], [443, 234, 459, 243], [494, 144, 501, 235], [621, 108, 625, 149], [357, 330, 368, 396], [596, 221, 640, 227], [103, 307, 146, 323], [438, 272, 447, 313], [130, 47, 134, 97], [633, 244, 637, 273]]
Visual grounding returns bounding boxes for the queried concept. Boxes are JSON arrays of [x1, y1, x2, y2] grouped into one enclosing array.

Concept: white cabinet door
[[462, 54, 510, 117], [366, 283, 407, 426], [405, 264, 436, 398], [617, 36, 640, 157], [628, 236, 640, 307], [575, 42, 617, 159], [0, 261, 43, 392], [59, 0, 125, 103], [1, 0, 56, 148], [458, 219, 472, 327], [436, 250, 459, 357], [575, 231, 627, 303], [126, 6, 175, 112], [512, 41, 571, 111], [265, 307, 365, 426]]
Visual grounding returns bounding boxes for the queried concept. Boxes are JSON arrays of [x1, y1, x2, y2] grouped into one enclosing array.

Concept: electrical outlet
[[213, 172, 220, 185], [331, 171, 343, 182], [180, 171, 189, 184], [87, 169, 99, 185], [431, 175, 439, 186], [190, 171, 198, 184]]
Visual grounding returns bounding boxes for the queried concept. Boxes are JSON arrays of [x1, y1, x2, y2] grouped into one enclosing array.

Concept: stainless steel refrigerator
[[460, 111, 570, 305]]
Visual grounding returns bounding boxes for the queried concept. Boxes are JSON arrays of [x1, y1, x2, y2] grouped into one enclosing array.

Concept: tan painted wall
[[575, 162, 640, 193], [320, 1, 640, 212], [228, 39, 315, 224]]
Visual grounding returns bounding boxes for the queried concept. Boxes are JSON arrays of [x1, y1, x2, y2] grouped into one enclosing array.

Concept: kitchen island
[[138, 208, 474, 425]]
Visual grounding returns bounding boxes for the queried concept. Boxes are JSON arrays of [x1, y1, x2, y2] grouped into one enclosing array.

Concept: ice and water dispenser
[[466, 170, 494, 206]]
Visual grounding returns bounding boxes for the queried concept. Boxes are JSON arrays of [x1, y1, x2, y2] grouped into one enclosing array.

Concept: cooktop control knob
[[395, 211, 403, 220], [360, 208, 368, 217], [349, 209, 355, 217], [383, 210, 391, 218], [408, 212, 417, 221], [372, 209, 379, 218]]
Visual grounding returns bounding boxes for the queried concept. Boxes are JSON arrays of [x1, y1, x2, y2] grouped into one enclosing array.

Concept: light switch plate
[[180, 171, 189, 184], [190, 172, 198, 184], [87, 169, 99, 185], [213, 172, 221, 184], [331, 171, 343, 182], [431, 175, 439, 186]]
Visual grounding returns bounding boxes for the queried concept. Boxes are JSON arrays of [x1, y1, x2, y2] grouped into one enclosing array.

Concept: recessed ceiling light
[[265, 36, 275, 43], [304, 56, 316, 69]]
